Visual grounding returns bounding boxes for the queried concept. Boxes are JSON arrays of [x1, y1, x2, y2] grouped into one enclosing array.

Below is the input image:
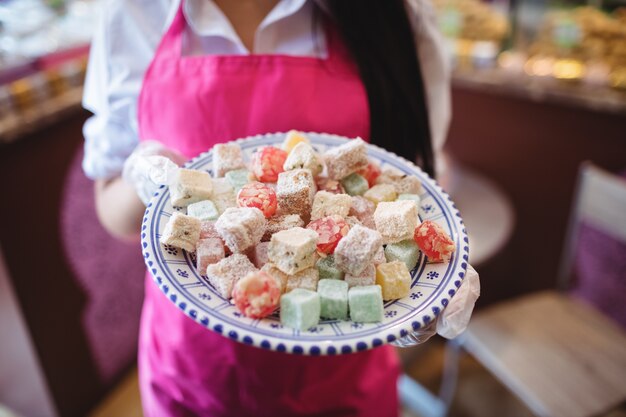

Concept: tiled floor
[[88, 338, 626, 417]]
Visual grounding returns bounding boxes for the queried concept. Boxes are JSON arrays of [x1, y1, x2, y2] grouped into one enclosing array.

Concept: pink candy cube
[[248, 242, 270, 268], [196, 238, 226, 275]]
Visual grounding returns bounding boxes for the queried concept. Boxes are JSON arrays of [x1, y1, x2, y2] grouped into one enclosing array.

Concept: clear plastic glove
[[391, 264, 480, 347], [121, 141, 186, 205]]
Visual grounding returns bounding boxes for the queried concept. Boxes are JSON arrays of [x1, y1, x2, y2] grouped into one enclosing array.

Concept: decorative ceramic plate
[[141, 132, 469, 355]]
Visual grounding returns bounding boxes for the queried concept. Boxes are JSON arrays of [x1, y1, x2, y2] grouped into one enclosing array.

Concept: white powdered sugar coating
[[215, 207, 267, 252], [323, 138, 368, 180], [206, 254, 257, 299]]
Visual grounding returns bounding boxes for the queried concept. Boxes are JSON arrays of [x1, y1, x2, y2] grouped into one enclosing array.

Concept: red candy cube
[[358, 161, 382, 187], [252, 146, 287, 182], [306, 215, 350, 255], [413, 220, 455, 262], [232, 271, 281, 318], [237, 182, 278, 218], [316, 177, 345, 194]]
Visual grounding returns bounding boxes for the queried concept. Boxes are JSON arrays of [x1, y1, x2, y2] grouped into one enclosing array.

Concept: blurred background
[[0, 0, 624, 416]]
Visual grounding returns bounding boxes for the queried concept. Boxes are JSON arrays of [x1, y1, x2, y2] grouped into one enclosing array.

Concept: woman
[[83, 1, 475, 416]]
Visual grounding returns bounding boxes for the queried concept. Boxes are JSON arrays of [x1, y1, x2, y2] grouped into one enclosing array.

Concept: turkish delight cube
[[160, 212, 201, 252], [211, 178, 237, 214], [262, 214, 304, 241], [196, 238, 226, 274], [372, 245, 386, 265], [324, 138, 368, 180], [212, 143, 245, 177], [310, 191, 352, 221], [215, 207, 266, 253], [199, 220, 221, 239], [375, 261, 411, 300], [285, 267, 319, 293], [170, 169, 213, 207], [384, 239, 420, 270], [268, 227, 318, 274], [349, 196, 376, 229], [205, 254, 257, 299], [316, 255, 344, 280], [334, 225, 383, 275], [318, 279, 349, 320], [376, 169, 422, 194], [187, 200, 219, 222], [225, 168, 253, 192], [248, 241, 270, 268], [340, 173, 369, 196], [364, 184, 397, 205], [344, 264, 376, 288], [283, 142, 323, 176], [276, 169, 316, 220], [280, 289, 320, 331], [282, 130, 310, 154], [349, 285, 384, 323], [374, 201, 418, 244], [261, 263, 290, 294]]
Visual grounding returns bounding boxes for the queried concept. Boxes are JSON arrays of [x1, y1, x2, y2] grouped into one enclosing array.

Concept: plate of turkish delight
[[141, 131, 469, 355]]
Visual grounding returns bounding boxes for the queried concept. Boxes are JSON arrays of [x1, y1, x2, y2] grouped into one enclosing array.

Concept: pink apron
[[137, 5, 400, 417]]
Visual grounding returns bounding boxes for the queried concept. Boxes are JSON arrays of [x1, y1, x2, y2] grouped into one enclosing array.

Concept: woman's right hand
[[95, 141, 185, 241]]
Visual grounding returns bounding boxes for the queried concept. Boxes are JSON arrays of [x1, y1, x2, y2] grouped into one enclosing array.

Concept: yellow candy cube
[[364, 184, 397, 205], [282, 130, 310, 154], [375, 261, 411, 300]]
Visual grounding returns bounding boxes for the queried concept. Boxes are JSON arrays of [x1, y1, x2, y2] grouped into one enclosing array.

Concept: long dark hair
[[326, 0, 435, 177]]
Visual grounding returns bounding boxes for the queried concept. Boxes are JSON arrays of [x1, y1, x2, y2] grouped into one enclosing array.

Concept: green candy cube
[[316, 255, 345, 280], [225, 169, 252, 192], [187, 200, 219, 221], [397, 193, 421, 207], [318, 279, 349, 320], [349, 285, 384, 323], [384, 239, 420, 270], [280, 289, 321, 331], [340, 173, 369, 196]]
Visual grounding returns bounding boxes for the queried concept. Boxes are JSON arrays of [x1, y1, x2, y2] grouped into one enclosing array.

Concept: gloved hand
[[122, 141, 186, 205], [391, 264, 480, 347]]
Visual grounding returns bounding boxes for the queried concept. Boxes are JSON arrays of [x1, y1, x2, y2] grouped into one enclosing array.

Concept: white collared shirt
[[82, 0, 450, 179]]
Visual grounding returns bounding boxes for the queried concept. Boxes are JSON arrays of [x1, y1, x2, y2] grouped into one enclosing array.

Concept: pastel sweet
[[261, 263, 290, 293], [372, 245, 386, 265], [376, 169, 422, 194], [283, 142, 323, 176], [160, 212, 201, 252], [374, 200, 418, 244], [344, 264, 376, 288], [364, 184, 397, 205], [268, 227, 318, 274], [225, 168, 253, 192], [205, 254, 257, 299], [285, 267, 320, 293], [282, 130, 310, 154], [196, 238, 226, 274], [375, 261, 411, 300], [323, 138, 368, 180], [232, 270, 281, 318], [310, 191, 352, 221], [211, 178, 237, 214], [306, 215, 350, 255], [170, 169, 213, 207], [237, 182, 277, 218], [213, 143, 245, 177], [413, 220, 455, 262], [334, 224, 383, 275], [344, 216, 363, 229], [318, 279, 349, 320], [276, 169, 316, 221], [341, 173, 369, 196], [357, 161, 382, 187], [187, 200, 219, 222], [348, 285, 384, 323], [384, 239, 420, 270], [316, 255, 344, 280], [315, 177, 345, 194], [262, 214, 304, 241], [199, 220, 220, 239], [349, 196, 376, 229], [252, 146, 287, 182], [215, 207, 267, 253], [397, 193, 422, 224], [248, 241, 270, 268], [280, 288, 320, 331]]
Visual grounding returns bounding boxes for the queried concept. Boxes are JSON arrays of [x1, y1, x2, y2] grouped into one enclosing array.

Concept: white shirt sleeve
[[81, 0, 172, 180], [405, 0, 451, 154]]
